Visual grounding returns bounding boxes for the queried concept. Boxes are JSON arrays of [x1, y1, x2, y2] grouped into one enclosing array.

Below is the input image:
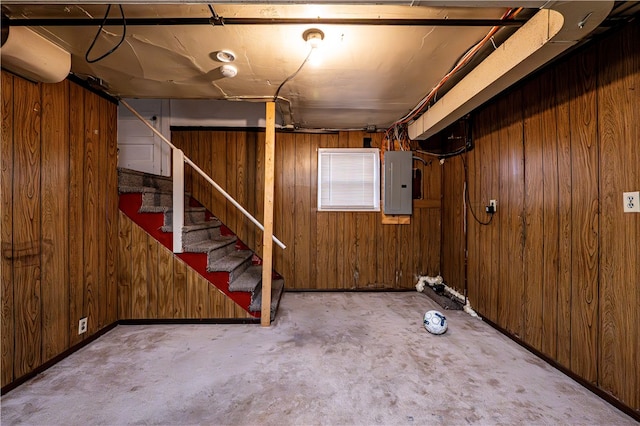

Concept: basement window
[[318, 148, 380, 212]]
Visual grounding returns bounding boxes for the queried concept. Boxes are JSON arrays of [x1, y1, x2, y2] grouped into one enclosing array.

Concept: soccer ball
[[423, 310, 448, 335]]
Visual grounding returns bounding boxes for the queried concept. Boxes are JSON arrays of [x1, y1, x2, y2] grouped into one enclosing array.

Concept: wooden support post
[[261, 102, 276, 326]]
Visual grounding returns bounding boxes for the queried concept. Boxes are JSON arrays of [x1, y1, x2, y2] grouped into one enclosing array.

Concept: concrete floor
[[1, 292, 635, 425]]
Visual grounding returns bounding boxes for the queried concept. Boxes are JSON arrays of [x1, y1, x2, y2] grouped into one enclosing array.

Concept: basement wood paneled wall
[[117, 212, 252, 320], [172, 131, 442, 290], [1, 72, 118, 388], [441, 21, 639, 413]]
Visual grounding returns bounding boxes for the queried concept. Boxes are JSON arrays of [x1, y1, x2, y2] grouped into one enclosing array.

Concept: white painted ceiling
[[2, 2, 634, 131]]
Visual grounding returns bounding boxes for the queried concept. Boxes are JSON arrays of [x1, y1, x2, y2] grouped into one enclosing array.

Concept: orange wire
[[385, 7, 523, 144]]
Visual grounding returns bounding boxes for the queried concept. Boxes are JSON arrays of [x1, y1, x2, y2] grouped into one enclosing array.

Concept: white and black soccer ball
[[423, 310, 448, 335]]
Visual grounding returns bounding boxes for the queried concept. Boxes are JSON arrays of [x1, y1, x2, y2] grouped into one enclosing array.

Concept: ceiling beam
[[5, 17, 526, 27]]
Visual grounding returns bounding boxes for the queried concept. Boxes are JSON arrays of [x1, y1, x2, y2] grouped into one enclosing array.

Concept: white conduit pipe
[[416, 275, 479, 318], [119, 99, 287, 250]]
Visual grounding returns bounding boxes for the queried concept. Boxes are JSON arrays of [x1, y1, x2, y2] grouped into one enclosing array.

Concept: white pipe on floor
[[416, 275, 479, 318]]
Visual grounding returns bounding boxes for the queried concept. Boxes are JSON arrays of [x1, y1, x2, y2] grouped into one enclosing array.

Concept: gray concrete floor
[[1, 292, 635, 425]]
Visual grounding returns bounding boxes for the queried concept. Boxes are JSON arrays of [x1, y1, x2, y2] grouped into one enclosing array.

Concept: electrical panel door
[[384, 151, 413, 215]]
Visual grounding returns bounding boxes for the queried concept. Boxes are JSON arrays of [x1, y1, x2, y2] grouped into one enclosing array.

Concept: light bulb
[[303, 29, 324, 49]]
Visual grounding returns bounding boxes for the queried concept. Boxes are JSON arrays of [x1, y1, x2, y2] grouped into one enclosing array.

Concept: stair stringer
[[119, 192, 260, 318], [118, 167, 285, 321], [118, 212, 254, 321]]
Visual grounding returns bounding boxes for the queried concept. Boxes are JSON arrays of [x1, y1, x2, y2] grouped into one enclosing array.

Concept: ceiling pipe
[[5, 17, 526, 27], [408, 1, 614, 140], [0, 25, 71, 83]]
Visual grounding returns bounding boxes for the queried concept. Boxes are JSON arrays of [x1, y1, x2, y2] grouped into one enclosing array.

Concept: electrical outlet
[[78, 317, 88, 335], [623, 191, 640, 213], [486, 199, 497, 214]]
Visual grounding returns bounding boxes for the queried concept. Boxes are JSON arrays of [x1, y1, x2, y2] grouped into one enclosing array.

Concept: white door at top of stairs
[[118, 98, 171, 177]]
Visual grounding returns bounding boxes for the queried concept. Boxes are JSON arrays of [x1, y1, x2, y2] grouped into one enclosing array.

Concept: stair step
[[185, 236, 237, 262], [208, 250, 252, 278], [118, 168, 173, 192], [249, 279, 285, 321], [119, 185, 153, 194], [164, 219, 223, 244], [229, 265, 262, 292], [162, 218, 220, 233], [120, 185, 192, 213], [119, 185, 170, 212], [141, 189, 191, 211], [164, 207, 207, 227]]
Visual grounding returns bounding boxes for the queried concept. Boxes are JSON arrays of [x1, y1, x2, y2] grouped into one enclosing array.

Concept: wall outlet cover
[[623, 191, 640, 213], [78, 317, 88, 335]]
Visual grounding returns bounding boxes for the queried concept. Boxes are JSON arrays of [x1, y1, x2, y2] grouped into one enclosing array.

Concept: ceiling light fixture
[[220, 64, 237, 78], [303, 28, 324, 49], [215, 50, 236, 63]]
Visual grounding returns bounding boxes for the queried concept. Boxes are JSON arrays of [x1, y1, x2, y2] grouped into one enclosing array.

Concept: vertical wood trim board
[[12, 77, 42, 379], [1, 71, 15, 387], [68, 82, 85, 347], [40, 81, 70, 362]]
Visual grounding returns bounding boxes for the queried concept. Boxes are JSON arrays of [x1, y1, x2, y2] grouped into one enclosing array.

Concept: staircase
[[118, 167, 284, 321]]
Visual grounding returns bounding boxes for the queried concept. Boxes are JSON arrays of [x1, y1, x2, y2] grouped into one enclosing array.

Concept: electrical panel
[[384, 151, 413, 215]]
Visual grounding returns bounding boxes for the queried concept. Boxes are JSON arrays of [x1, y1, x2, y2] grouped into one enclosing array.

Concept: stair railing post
[[173, 148, 185, 254]]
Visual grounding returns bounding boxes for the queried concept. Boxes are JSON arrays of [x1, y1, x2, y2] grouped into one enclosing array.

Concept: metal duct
[[408, 1, 614, 140], [0, 26, 71, 83]]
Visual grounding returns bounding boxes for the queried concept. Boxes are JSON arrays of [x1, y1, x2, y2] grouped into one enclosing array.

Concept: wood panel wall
[[172, 130, 442, 290], [117, 212, 251, 320], [440, 21, 639, 413], [1, 72, 118, 388]]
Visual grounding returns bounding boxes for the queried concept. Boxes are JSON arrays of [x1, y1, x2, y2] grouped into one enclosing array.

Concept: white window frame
[[317, 148, 380, 212]]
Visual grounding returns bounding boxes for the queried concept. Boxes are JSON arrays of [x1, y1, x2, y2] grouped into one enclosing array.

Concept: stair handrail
[[120, 99, 286, 251]]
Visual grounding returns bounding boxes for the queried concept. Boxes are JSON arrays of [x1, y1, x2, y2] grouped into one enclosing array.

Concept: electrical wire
[[460, 151, 493, 226], [273, 47, 314, 102], [85, 4, 126, 64], [383, 7, 522, 146], [207, 4, 218, 20]]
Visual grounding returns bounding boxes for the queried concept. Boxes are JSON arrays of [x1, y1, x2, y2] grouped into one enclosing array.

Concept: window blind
[[317, 148, 380, 211]]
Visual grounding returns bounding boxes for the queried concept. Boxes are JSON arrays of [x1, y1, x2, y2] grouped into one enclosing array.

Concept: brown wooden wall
[[117, 212, 252, 320], [1, 72, 119, 388], [441, 21, 639, 413], [172, 131, 442, 290]]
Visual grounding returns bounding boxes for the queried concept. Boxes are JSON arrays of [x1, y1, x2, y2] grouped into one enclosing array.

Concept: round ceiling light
[[302, 28, 324, 48], [215, 50, 236, 63]]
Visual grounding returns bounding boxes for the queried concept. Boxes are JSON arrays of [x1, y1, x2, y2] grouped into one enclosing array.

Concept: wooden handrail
[[119, 99, 286, 250]]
